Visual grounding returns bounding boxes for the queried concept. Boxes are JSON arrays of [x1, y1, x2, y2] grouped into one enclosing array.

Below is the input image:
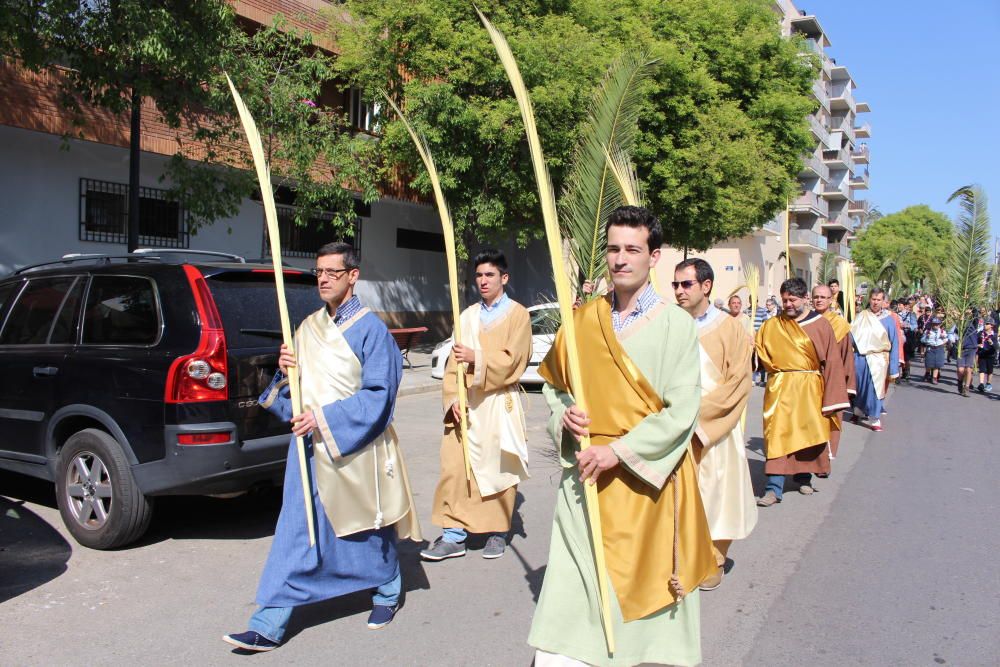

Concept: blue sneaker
[[367, 604, 398, 630], [222, 630, 278, 652]]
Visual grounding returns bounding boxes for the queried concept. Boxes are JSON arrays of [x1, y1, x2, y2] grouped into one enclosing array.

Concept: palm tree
[[942, 185, 991, 357], [558, 52, 657, 299]]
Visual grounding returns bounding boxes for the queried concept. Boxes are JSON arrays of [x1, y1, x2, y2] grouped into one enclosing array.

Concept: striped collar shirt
[[611, 283, 661, 333], [328, 295, 363, 327]]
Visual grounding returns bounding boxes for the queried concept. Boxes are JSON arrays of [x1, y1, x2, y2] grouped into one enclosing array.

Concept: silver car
[[430, 302, 559, 384]]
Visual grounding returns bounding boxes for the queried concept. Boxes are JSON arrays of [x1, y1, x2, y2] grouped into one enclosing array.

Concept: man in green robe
[[529, 206, 715, 667]]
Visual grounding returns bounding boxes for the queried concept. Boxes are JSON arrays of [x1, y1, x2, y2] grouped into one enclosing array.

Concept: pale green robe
[[529, 303, 704, 667]]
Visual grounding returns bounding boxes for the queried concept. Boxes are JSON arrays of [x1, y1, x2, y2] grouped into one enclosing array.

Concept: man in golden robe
[[674, 258, 756, 592], [811, 284, 856, 459], [529, 206, 715, 667], [422, 250, 532, 561], [755, 278, 850, 507]]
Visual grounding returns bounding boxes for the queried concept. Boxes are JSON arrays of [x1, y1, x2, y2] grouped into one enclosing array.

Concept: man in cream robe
[[755, 278, 850, 507], [530, 207, 715, 667], [812, 284, 856, 458], [224, 243, 420, 652], [674, 258, 756, 592], [422, 250, 532, 561], [851, 288, 899, 431]]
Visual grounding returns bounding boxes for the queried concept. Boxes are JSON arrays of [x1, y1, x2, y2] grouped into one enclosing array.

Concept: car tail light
[[165, 265, 229, 403], [177, 432, 230, 445]]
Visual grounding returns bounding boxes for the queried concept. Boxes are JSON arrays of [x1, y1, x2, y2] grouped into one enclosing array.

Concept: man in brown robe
[[755, 278, 850, 507], [811, 284, 856, 460], [422, 250, 532, 561]]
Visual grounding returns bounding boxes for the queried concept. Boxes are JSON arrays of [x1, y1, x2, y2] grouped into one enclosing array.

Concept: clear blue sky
[[813, 1, 1000, 249]]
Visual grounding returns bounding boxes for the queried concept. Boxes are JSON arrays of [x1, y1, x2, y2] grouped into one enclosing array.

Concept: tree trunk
[[127, 85, 141, 252]]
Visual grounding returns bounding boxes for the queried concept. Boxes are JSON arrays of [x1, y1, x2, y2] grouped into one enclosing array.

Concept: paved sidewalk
[[398, 348, 441, 397]]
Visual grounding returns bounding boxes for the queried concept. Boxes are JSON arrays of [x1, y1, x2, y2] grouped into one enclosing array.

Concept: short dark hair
[[317, 241, 360, 270], [779, 278, 808, 298], [889, 299, 900, 308], [605, 206, 663, 253], [827, 278, 840, 287], [472, 248, 508, 274], [674, 258, 714, 286], [869, 287, 886, 298]]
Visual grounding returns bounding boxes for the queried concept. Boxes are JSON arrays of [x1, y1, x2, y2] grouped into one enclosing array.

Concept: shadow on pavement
[[0, 496, 72, 603], [136, 487, 284, 546]]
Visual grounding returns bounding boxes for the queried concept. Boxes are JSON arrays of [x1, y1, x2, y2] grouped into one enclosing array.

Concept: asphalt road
[[1, 359, 998, 666]]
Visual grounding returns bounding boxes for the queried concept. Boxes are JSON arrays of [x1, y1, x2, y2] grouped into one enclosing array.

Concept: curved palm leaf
[[943, 185, 991, 354], [559, 52, 657, 295]]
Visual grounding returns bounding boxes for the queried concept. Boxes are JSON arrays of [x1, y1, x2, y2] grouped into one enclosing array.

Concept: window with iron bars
[[264, 205, 362, 258], [79, 178, 190, 248]]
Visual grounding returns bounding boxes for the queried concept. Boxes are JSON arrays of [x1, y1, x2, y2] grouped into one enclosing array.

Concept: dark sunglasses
[[671, 279, 700, 290]]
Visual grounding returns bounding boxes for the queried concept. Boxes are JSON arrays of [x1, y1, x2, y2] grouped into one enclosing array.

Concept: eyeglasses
[[311, 267, 351, 279], [671, 280, 700, 290]]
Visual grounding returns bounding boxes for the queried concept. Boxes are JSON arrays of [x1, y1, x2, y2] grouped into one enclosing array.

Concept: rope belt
[[772, 369, 820, 374]]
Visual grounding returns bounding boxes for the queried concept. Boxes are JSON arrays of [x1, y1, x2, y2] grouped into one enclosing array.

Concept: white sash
[[696, 342, 757, 541], [852, 310, 891, 399], [296, 307, 420, 539], [461, 304, 530, 496]]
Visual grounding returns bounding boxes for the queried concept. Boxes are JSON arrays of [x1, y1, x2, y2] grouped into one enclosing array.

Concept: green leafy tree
[[328, 0, 817, 253], [2, 3, 376, 249], [850, 205, 954, 294]]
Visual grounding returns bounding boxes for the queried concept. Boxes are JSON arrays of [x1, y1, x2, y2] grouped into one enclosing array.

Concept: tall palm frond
[[603, 143, 643, 207], [559, 52, 657, 296], [874, 246, 914, 297], [743, 262, 760, 319], [817, 251, 838, 285], [943, 185, 991, 354]]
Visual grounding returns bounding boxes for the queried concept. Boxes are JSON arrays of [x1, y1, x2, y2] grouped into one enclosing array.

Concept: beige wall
[[654, 234, 825, 310]]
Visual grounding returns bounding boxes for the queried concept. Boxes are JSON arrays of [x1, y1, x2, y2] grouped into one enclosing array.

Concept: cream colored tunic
[[693, 309, 757, 542], [296, 308, 420, 539]]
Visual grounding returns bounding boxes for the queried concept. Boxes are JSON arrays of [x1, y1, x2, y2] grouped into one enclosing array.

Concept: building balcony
[[850, 171, 870, 190], [849, 199, 869, 216], [802, 37, 825, 57], [854, 121, 871, 138], [799, 152, 828, 180], [856, 101, 871, 113], [812, 80, 829, 108], [851, 145, 870, 164], [808, 114, 828, 142], [829, 82, 855, 112], [821, 180, 850, 200], [828, 242, 852, 260], [822, 147, 849, 168], [822, 210, 853, 231], [790, 191, 829, 217], [755, 217, 783, 236], [828, 115, 852, 135], [789, 228, 829, 253]]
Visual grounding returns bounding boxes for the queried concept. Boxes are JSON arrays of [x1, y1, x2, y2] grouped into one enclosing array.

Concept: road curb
[[398, 381, 440, 398]]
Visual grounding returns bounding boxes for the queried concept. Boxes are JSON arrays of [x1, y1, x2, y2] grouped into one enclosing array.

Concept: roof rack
[[13, 254, 159, 275], [133, 248, 246, 263], [12, 249, 246, 275]]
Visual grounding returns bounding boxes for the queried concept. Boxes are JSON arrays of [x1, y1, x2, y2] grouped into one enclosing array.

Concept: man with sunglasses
[[811, 284, 856, 463], [673, 259, 757, 592], [224, 242, 422, 652], [755, 278, 850, 507]]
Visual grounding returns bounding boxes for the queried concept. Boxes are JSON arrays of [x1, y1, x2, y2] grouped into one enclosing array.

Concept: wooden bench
[[389, 327, 428, 368]]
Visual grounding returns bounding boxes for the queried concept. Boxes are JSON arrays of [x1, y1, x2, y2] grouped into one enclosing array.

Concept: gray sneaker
[[420, 537, 467, 561], [482, 535, 507, 559]]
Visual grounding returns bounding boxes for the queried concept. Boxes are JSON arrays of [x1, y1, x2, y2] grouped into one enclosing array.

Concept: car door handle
[[33, 366, 59, 377]]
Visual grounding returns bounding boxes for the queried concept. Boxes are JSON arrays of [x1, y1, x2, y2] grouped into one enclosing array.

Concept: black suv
[[0, 250, 320, 549]]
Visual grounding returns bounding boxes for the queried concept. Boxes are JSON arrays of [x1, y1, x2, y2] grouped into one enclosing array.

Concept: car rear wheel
[[55, 428, 154, 549]]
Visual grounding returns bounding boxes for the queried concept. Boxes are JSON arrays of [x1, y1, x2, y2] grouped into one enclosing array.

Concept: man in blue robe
[[850, 288, 900, 432], [224, 242, 421, 652]]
